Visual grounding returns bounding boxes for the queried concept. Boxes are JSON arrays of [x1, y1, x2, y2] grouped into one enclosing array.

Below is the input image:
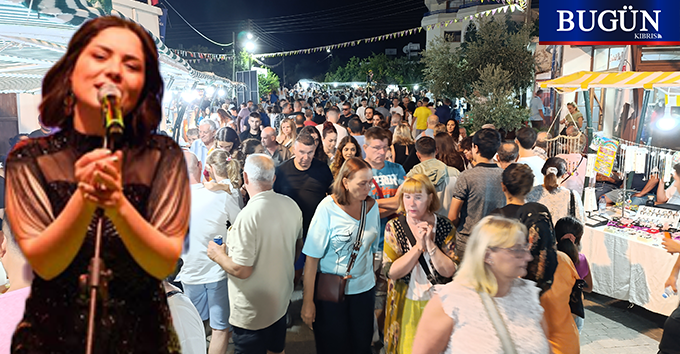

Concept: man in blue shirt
[[363, 127, 404, 342], [435, 98, 453, 124]]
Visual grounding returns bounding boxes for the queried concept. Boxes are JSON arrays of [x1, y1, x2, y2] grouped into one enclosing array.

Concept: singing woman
[[5, 16, 190, 353]]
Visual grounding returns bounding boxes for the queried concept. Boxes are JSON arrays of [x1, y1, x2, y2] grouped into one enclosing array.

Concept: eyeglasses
[[489, 244, 531, 258], [343, 108, 350, 111]]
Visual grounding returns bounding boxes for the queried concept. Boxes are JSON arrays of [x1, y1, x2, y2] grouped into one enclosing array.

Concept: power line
[[254, 0, 420, 29], [263, 6, 425, 33], [161, 0, 234, 47]]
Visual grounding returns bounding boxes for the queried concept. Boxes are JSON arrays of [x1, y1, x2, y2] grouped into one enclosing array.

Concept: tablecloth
[[582, 225, 679, 316]]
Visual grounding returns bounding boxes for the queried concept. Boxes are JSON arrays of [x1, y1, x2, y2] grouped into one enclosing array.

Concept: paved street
[[221, 290, 670, 353]]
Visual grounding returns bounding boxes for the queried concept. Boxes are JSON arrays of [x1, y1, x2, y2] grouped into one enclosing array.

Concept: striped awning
[[540, 71, 680, 93]]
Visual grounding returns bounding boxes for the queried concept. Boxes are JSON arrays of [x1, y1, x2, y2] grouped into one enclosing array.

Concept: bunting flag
[[171, 49, 234, 61], [252, 3, 523, 59]]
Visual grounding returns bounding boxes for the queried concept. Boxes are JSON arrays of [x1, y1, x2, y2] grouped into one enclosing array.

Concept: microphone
[[98, 84, 125, 151]]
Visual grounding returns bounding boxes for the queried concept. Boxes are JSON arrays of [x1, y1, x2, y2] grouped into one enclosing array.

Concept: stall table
[[582, 224, 679, 316]]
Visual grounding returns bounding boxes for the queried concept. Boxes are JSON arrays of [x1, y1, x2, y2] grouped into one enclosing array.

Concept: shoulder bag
[[479, 291, 518, 354], [315, 200, 367, 303]]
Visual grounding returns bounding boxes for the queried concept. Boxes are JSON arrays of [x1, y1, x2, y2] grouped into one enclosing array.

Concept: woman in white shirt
[[412, 216, 550, 354], [656, 163, 680, 205], [526, 157, 585, 225]]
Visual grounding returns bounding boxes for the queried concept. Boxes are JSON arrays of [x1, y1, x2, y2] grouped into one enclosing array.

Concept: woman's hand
[[417, 221, 435, 252], [76, 150, 124, 210], [301, 300, 316, 329], [662, 238, 680, 255]]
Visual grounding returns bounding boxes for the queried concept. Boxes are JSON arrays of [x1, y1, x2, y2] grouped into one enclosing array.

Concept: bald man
[[261, 127, 292, 167], [416, 115, 440, 140]]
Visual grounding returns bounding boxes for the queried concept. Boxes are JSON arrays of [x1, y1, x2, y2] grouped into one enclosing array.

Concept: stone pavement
[[580, 292, 667, 354], [220, 290, 670, 353]]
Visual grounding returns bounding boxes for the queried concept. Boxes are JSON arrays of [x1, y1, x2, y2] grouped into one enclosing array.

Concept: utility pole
[[282, 47, 286, 87], [232, 31, 236, 82]]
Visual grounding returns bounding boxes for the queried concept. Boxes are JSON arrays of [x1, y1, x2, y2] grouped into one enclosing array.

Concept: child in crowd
[[555, 216, 593, 332]]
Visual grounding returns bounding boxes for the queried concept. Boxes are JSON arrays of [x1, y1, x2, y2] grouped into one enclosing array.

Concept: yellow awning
[[540, 71, 680, 93]]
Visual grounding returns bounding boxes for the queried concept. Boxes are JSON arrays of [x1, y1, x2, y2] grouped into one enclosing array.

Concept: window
[[592, 47, 626, 71], [444, 31, 462, 43], [641, 46, 680, 61]]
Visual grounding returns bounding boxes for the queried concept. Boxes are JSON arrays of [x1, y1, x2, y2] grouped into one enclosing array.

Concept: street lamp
[[246, 32, 253, 40], [244, 41, 256, 70]]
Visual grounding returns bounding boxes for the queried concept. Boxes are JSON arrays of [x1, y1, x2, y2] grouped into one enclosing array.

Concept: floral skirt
[[384, 280, 429, 354]]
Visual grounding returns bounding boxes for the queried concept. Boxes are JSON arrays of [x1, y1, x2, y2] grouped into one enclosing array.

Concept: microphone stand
[[83, 114, 123, 354]]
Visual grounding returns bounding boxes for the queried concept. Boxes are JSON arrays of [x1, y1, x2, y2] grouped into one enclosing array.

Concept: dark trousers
[[659, 303, 680, 354], [313, 287, 375, 354]]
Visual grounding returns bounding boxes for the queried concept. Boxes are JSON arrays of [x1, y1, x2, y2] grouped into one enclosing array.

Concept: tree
[[421, 36, 466, 98], [467, 64, 529, 132], [258, 68, 280, 95], [463, 16, 535, 96], [324, 54, 423, 86]]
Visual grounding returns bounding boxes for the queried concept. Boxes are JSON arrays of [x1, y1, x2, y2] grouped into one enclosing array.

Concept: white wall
[[113, 0, 163, 37], [17, 93, 42, 134], [558, 46, 592, 120]]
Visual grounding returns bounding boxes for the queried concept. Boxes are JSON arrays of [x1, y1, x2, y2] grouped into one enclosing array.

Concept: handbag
[[479, 291, 518, 354], [570, 279, 587, 318], [314, 200, 367, 303], [398, 215, 451, 285]]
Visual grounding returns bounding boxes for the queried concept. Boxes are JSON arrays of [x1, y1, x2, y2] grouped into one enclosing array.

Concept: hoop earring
[[64, 90, 75, 116]]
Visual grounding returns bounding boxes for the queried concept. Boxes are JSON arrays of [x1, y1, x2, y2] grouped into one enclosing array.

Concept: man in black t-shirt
[[338, 102, 352, 127], [239, 112, 262, 142], [273, 133, 333, 283]]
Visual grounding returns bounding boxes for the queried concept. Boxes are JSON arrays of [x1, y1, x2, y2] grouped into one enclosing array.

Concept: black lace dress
[[6, 129, 190, 353]]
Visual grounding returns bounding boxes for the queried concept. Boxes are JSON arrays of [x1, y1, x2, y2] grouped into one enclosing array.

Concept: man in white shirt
[[515, 127, 546, 186], [356, 98, 368, 122], [530, 89, 546, 129], [207, 154, 303, 354], [177, 150, 241, 354], [189, 119, 217, 176], [316, 107, 348, 148], [390, 98, 404, 117]]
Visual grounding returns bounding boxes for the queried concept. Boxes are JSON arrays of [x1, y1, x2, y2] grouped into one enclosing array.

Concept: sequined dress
[[6, 129, 190, 353]]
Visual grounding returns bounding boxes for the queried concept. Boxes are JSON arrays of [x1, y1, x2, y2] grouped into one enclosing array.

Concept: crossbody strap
[[398, 215, 438, 285], [371, 179, 384, 199], [344, 200, 367, 279], [479, 291, 518, 354]]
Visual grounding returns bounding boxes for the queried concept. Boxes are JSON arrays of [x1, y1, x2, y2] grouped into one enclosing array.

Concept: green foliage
[[324, 53, 423, 85], [467, 64, 529, 132], [422, 16, 535, 99], [421, 36, 467, 99], [463, 17, 535, 96], [258, 68, 280, 95]]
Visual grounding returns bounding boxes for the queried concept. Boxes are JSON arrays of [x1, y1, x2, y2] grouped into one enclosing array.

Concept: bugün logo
[[556, 6, 660, 33]]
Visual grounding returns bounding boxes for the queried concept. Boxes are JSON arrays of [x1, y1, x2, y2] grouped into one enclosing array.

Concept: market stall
[[540, 71, 680, 316]]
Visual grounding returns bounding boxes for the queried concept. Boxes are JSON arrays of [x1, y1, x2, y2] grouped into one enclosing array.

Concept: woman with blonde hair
[[560, 102, 584, 133], [391, 123, 415, 167], [277, 118, 297, 153], [383, 174, 457, 354], [412, 216, 550, 354]]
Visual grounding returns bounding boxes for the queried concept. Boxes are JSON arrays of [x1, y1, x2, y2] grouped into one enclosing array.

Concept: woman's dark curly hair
[[40, 16, 163, 144]]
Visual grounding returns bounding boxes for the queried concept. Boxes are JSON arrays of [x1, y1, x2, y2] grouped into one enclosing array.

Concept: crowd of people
[[3, 15, 680, 354]]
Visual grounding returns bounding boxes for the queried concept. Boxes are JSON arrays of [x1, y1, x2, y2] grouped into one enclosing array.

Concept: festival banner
[[540, 0, 680, 45]]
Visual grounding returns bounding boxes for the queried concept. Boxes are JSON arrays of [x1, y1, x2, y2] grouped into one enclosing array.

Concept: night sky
[[160, 0, 428, 84]]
